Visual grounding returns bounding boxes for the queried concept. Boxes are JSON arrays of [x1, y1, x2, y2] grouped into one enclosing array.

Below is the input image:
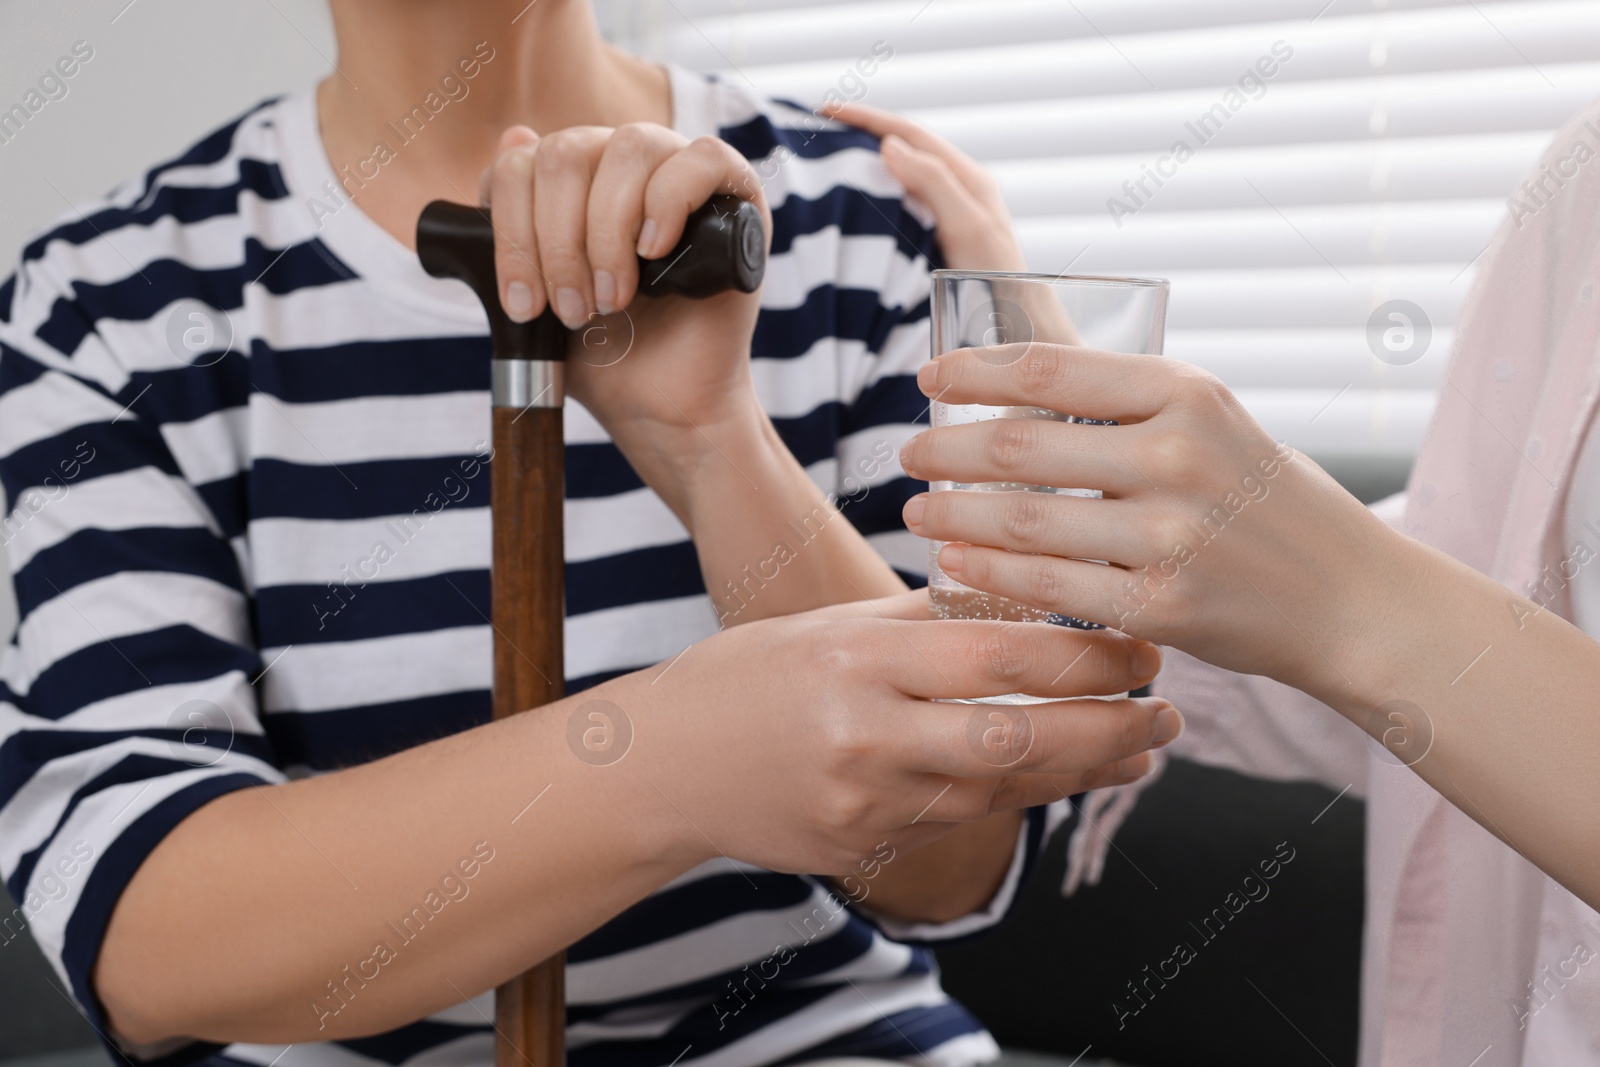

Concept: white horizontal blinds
[[600, 0, 1600, 467]]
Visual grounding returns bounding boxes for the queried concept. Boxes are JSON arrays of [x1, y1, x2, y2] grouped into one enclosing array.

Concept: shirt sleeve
[[0, 258, 282, 1053], [853, 802, 1074, 945]]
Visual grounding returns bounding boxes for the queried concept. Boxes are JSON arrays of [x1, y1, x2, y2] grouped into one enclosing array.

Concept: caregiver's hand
[[826, 102, 1026, 271], [897, 343, 1409, 695], [897, 344, 1600, 913]]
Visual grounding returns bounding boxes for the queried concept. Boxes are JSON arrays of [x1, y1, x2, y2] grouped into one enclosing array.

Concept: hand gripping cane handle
[[417, 194, 767, 355]]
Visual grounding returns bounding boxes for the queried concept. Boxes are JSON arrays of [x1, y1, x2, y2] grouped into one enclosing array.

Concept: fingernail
[[637, 219, 659, 258], [917, 361, 940, 395], [898, 435, 919, 476], [1134, 642, 1163, 680], [555, 287, 586, 328], [903, 494, 926, 527], [1153, 704, 1184, 747], [1114, 756, 1150, 784], [593, 270, 616, 315], [504, 281, 533, 323], [938, 543, 964, 572]]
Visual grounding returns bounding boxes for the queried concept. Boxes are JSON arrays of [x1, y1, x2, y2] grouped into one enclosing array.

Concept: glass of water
[[928, 270, 1169, 704]]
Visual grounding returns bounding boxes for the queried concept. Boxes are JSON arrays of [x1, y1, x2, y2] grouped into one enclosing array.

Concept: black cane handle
[[416, 195, 766, 360]]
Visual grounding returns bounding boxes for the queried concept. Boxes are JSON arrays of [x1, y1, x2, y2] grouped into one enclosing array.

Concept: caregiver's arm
[[899, 344, 1600, 909]]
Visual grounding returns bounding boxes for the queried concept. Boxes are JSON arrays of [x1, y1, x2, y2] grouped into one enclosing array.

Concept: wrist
[[1300, 519, 1441, 722], [587, 671, 721, 871], [612, 396, 783, 527]]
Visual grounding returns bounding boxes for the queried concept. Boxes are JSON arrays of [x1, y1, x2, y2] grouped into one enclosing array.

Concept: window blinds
[[597, 0, 1600, 478]]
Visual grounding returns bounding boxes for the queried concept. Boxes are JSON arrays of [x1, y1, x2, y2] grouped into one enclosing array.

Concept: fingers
[[912, 697, 1181, 785], [898, 416, 1142, 497], [919, 343, 1191, 424], [487, 126, 545, 324], [823, 101, 991, 191], [483, 125, 766, 327], [587, 123, 689, 314], [826, 102, 1023, 273], [883, 732, 1166, 828], [904, 490, 1149, 569], [532, 127, 616, 328], [878, 134, 979, 220], [986, 754, 1156, 810], [822, 101, 928, 143], [934, 543, 1132, 631], [862, 619, 1161, 701], [640, 135, 770, 261]]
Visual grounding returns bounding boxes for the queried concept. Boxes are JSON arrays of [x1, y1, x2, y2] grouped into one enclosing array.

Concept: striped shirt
[[0, 65, 1060, 1067]]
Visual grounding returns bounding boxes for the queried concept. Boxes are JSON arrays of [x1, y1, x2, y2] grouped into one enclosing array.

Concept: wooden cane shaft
[[490, 404, 566, 1067], [496, 966, 564, 1067]]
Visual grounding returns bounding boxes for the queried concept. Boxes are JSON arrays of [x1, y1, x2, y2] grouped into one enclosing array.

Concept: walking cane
[[415, 194, 766, 1067]]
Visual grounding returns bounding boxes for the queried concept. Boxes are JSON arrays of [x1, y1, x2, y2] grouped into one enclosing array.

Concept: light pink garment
[[1151, 97, 1600, 1065]]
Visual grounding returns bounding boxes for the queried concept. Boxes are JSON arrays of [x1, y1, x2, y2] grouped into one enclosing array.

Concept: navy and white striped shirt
[[0, 66, 1059, 1067]]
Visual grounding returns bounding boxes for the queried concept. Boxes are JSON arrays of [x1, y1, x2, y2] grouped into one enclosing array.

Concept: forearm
[[1305, 528, 1600, 906], [614, 402, 906, 625], [96, 680, 700, 1046]]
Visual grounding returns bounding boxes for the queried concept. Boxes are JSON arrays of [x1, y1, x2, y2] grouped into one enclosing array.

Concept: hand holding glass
[[925, 270, 1168, 703]]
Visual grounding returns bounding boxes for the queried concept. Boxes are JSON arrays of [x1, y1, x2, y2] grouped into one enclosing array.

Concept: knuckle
[[494, 143, 536, 183], [815, 699, 871, 772], [985, 419, 1036, 475], [815, 637, 860, 679], [1026, 557, 1065, 608], [1138, 427, 1199, 484], [608, 122, 657, 157], [1018, 347, 1061, 396], [1001, 492, 1050, 549], [1146, 515, 1194, 558], [973, 169, 1004, 203], [535, 130, 592, 172], [818, 787, 870, 837], [1159, 584, 1202, 634], [690, 133, 728, 159], [978, 625, 1034, 686], [1176, 364, 1236, 412]]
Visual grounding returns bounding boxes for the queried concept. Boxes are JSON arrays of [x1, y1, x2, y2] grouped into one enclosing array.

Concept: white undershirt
[[1564, 416, 1600, 636]]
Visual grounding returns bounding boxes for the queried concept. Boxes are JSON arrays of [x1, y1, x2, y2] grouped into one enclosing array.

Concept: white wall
[[0, 0, 333, 639]]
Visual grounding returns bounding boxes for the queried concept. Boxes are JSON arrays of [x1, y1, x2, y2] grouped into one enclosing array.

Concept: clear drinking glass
[[928, 270, 1169, 704]]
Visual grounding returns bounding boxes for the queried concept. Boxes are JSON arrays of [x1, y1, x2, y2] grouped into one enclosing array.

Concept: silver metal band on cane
[[492, 360, 564, 409]]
